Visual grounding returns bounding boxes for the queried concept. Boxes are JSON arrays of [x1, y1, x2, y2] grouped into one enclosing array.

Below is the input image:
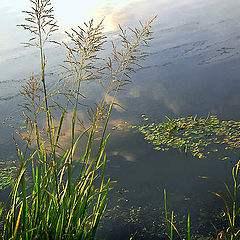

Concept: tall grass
[[0, 0, 156, 239]]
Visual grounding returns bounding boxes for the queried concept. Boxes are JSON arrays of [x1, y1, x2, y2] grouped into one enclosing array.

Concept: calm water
[[1, 0, 240, 239]]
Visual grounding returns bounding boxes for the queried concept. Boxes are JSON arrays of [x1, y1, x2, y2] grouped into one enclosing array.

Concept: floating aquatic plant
[[138, 114, 240, 159], [114, 114, 240, 160]]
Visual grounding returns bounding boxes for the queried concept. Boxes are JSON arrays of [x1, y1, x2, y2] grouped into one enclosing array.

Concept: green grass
[[163, 189, 191, 240], [0, 0, 156, 239]]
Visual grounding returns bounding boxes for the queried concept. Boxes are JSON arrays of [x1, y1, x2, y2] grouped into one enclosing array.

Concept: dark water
[[1, 0, 240, 239]]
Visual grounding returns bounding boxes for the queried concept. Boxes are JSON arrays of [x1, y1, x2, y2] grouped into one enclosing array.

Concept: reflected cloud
[[152, 83, 183, 114], [54, 114, 136, 161], [53, 110, 88, 156], [39, 111, 134, 160], [0, 6, 66, 52], [108, 119, 125, 128], [94, 0, 164, 32], [0, 7, 23, 51], [110, 151, 136, 162], [20, 109, 90, 160], [105, 95, 125, 112], [128, 87, 140, 98]]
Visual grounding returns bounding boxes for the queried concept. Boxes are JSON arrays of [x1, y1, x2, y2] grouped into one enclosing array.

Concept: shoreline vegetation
[[0, 0, 156, 239]]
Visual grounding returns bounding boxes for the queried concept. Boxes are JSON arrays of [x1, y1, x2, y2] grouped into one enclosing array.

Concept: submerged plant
[[0, 0, 156, 239]]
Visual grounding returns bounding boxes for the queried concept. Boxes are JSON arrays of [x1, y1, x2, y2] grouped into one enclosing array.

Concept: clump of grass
[[201, 160, 240, 240], [163, 189, 191, 240], [0, 0, 156, 239]]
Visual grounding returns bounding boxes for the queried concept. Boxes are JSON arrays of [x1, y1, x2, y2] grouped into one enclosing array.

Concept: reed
[[0, 0, 155, 239]]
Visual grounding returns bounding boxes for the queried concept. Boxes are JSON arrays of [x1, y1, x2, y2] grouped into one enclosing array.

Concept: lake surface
[[1, 0, 240, 239]]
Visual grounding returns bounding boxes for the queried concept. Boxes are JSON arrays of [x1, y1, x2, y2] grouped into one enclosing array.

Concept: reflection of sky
[[1, 0, 240, 133], [1, 0, 240, 118], [1, 0, 151, 51], [2, 0, 240, 51]]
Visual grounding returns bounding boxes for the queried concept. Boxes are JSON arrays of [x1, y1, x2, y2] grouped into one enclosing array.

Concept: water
[[1, 0, 240, 239]]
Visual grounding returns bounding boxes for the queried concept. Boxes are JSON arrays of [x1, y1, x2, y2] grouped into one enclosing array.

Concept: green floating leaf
[[135, 114, 240, 160]]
